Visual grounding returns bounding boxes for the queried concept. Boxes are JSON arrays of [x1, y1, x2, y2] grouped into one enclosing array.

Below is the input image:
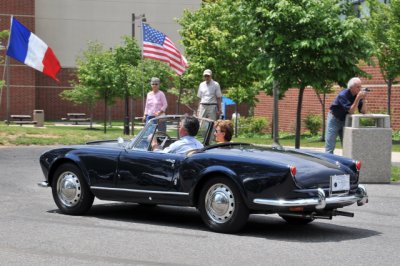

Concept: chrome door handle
[[164, 159, 175, 168]]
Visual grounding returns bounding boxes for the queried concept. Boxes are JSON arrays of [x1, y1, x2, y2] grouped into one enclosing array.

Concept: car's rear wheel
[[279, 215, 314, 225], [199, 177, 249, 233], [51, 163, 94, 215]]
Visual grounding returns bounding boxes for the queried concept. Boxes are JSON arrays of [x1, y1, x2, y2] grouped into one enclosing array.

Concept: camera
[[361, 87, 370, 92]]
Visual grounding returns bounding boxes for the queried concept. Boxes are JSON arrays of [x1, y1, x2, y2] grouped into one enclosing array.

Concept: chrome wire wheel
[[204, 183, 235, 224], [56, 171, 82, 207]]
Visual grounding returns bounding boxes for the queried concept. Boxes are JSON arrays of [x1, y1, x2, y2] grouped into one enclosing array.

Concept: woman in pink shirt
[[143, 77, 168, 123]]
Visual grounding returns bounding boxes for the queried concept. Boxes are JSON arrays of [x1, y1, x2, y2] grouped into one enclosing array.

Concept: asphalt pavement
[[1, 146, 400, 266]]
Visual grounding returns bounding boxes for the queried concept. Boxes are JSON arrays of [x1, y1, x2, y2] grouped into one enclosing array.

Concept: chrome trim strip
[[91, 186, 189, 196], [253, 185, 368, 209]]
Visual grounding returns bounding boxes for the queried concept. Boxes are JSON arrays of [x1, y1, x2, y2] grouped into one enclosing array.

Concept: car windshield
[[129, 115, 214, 151]]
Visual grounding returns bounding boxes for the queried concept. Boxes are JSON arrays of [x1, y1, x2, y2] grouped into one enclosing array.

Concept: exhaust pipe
[[333, 210, 354, 217]]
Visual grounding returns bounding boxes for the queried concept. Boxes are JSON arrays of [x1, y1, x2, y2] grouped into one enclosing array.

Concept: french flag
[[6, 17, 61, 81]]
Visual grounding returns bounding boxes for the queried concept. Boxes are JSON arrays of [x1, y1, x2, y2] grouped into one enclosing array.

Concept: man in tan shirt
[[197, 69, 222, 120]]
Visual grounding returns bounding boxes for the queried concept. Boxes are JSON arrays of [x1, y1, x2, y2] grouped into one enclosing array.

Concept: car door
[[117, 149, 182, 192]]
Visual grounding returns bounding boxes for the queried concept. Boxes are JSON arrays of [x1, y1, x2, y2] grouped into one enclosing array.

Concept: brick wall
[[0, 0, 35, 118], [254, 63, 400, 132]]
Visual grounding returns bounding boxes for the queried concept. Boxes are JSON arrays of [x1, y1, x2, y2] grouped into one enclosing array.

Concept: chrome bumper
[[37, 181, 49, 188], [253, 185, 368, 210]]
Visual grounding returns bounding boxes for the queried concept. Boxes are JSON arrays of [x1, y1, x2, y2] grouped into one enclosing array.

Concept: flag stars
[[144, 24, 165, 45]]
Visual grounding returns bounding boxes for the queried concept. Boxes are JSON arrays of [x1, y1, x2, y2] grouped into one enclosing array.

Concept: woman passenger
[[214, 120, 233, 143]]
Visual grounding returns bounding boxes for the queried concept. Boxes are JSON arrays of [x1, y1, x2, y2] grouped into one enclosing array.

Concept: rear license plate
[[330, 174, 350, 195]]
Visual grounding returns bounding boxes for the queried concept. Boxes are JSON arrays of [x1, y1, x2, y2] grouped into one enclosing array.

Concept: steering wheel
[[154, 131, 171, 149]]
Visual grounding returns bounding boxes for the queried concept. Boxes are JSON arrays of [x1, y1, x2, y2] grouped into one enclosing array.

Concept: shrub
[[359, 117, 376, 127], [238, 117, 268, 135], [304, 114, 322, 135]]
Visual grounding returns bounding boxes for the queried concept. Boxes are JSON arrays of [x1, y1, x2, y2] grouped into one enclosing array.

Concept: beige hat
[[203, 69, 212, 76]]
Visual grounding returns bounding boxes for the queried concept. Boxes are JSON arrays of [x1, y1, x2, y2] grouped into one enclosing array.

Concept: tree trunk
[[321, 93, 326, 141], [314, 90, 326, 141], [89, 105, 94, 129], [295, 86, 305, 149], [272, 80, 280, 146], [103, 96, 107, 134], [388, 79, 392, 117]]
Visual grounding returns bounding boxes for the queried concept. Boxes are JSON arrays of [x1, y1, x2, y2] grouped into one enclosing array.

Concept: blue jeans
[[325, 112, 345, 154]]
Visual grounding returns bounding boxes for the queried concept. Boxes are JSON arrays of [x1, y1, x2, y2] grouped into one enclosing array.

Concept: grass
[[0, 123, 141, 146], [1, 123, 399, 182], [392, 166, 400, 182]]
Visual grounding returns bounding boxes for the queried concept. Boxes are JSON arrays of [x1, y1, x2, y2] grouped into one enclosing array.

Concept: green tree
[[245, 0, 372, 148], [179, 0, 261, 114], [367, 0, 400, 116], [112, 36, 141, 134], [63, 41, 118, 133], [63, 37, 142, 133]]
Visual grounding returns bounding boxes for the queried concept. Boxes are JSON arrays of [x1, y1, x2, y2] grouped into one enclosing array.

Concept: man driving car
[[152, 116, 204, 154]]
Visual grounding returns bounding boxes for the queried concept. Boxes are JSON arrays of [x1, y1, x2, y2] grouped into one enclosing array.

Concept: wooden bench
[[9, 115, 37, 126]]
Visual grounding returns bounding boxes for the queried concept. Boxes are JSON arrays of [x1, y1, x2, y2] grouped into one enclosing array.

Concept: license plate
[[330, 174, 350, 194]]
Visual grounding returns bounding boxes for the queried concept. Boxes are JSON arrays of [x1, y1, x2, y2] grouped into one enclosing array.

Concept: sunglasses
[[151, 83, 159, 85], [214, 129, 224, 133]]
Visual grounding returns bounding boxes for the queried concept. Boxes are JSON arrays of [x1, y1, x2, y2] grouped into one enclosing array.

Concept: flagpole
[[5, 55, 10, 124], [5, 16, 14, 125], [141, 20, 146, 115]]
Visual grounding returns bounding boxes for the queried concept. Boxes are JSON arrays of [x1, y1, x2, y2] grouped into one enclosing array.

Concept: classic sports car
[[39, 115, 368, 233]]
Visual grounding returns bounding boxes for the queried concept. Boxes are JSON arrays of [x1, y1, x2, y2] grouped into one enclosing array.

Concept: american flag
[[142, 23, 188, 76]]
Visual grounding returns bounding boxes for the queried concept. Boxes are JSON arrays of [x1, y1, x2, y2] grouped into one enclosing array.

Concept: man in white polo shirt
[[197, 69, 222, 121]]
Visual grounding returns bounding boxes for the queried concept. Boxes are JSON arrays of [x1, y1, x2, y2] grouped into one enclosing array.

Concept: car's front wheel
[[51, 163, 94, 215], [199, 177, 249, 233]]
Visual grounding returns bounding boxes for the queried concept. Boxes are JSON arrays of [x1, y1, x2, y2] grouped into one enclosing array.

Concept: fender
[[189, 164, 250, 207], [44, 149, 91, 187]]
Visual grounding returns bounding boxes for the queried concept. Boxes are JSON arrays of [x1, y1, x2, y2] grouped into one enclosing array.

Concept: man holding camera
[[325, 77, 368, 153]]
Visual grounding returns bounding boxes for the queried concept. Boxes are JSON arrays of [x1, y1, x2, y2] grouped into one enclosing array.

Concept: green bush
[[238, 116, 268, 135], [359, 117, 376, 127], [304, 114, 322, 135]]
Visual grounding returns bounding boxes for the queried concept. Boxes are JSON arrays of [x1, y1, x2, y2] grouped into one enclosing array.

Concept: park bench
[[9, 115, 37, 126], [63, 113, 91, 125]]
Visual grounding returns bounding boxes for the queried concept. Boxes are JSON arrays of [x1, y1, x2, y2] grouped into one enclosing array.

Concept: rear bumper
[[253, 185, 368, 210]]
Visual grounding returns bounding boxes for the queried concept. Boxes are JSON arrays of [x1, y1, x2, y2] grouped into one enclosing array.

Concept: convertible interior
[[131, 116, 215, 152]]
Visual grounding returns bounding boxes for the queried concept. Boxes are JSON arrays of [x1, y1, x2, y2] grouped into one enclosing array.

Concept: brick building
[[0, 0, 398, 131]]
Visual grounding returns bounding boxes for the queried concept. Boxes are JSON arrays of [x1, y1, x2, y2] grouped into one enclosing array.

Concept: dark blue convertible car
[[39, 115, 368, 233]]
